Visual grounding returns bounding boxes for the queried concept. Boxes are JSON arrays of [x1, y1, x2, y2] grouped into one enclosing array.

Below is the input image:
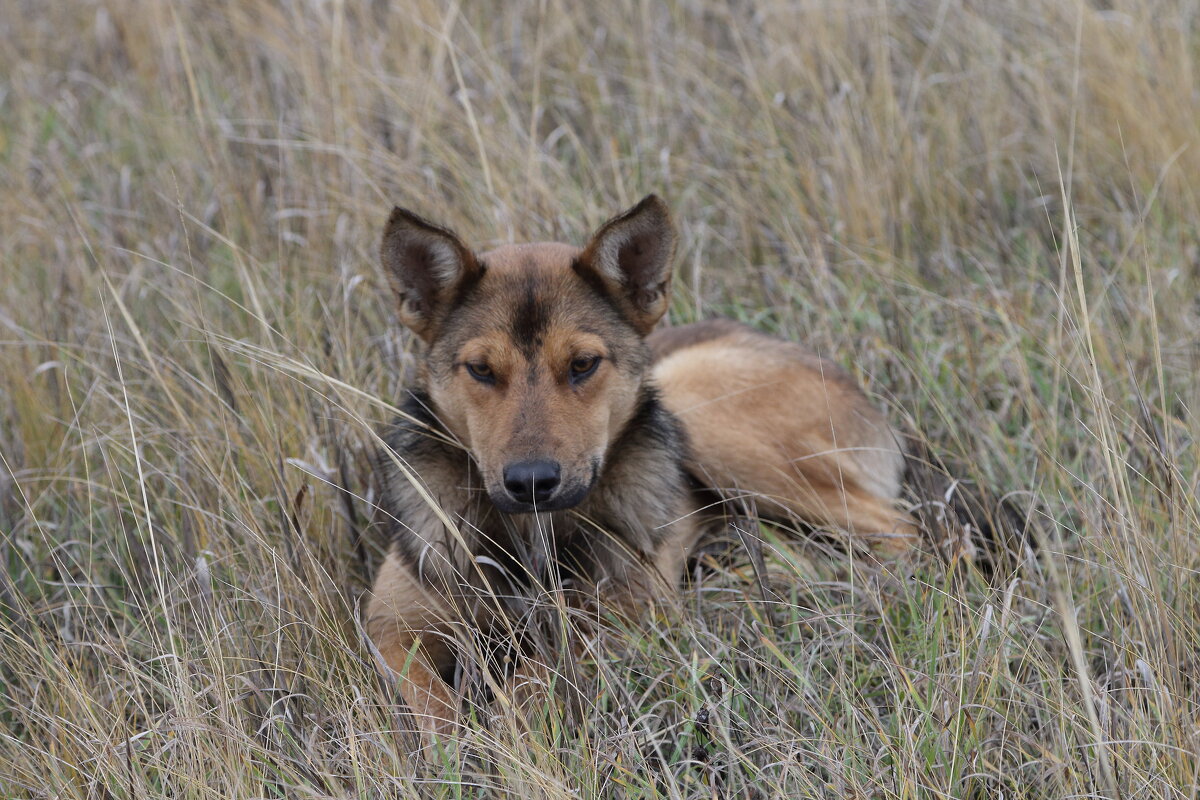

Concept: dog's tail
[[901, 439, 1039, 575]]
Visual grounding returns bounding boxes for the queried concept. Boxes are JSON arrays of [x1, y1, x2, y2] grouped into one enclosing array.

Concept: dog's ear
[[579, 195, 676, 334], [380, 208, 480, 341]]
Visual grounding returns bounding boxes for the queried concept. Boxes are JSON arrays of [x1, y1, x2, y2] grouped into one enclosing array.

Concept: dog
[[365, 195, 919, 742]]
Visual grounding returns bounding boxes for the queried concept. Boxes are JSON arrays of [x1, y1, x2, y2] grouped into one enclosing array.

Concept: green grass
[[1, 1, 1198, 797]]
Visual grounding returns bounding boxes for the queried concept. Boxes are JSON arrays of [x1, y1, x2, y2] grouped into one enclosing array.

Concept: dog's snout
[[502, 459, 561, 505]]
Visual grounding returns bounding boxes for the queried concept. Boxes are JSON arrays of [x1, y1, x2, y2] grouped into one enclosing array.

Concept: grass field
[[2, 1, 1199, 797]]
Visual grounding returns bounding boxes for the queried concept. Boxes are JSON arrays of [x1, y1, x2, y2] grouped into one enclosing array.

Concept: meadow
[[1, 1, 1198, 797]]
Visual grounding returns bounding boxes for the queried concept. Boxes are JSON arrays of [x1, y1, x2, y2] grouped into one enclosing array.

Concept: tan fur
[[366, 556, 460, 737], [650, 319, 918, 557], [366, 196, 916, 746]]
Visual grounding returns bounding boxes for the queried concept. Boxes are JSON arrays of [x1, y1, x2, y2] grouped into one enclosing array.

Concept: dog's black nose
[[502, 459, 561, 506]]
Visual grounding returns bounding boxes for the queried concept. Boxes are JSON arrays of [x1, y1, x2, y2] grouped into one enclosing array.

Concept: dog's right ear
[[380, 208, 480, 341]]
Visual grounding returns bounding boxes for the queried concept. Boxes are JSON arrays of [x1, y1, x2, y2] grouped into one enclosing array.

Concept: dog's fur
[[365, 196, 918, 740]]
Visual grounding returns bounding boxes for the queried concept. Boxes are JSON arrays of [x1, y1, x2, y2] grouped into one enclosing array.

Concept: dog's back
[[650, 318, 917, 557]]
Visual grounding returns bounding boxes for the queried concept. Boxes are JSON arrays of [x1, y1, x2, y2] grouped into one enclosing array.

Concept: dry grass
[[1, 0, 1198, 797]]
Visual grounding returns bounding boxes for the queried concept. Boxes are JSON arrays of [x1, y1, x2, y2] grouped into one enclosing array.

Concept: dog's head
[[380, 196, 676, 513]]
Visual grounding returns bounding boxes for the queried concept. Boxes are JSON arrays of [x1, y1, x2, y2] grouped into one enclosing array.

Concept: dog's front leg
[[588, 514, 707, 618], [366, 550, 462, 741]]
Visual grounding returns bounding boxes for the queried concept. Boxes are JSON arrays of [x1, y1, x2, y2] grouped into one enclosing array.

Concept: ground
[[1, 1, 1198, 797]]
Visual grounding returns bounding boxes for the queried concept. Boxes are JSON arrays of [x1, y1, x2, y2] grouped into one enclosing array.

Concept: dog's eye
[[569, 356, 601, 382], [465, 362, 495, 383]]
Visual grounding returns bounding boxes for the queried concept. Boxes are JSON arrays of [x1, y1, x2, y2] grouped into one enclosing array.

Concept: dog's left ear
[[579, 195, 676, 334]]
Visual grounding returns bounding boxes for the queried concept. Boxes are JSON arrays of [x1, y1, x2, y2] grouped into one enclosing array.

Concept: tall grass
[[1, 0, 1197, 796]]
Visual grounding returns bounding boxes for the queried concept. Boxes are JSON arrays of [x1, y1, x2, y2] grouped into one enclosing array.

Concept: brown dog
[[365, 195, 917, 740]]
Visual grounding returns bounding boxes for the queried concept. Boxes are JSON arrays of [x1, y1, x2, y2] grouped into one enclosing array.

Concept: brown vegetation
[[1, 1, 1197, 796]]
